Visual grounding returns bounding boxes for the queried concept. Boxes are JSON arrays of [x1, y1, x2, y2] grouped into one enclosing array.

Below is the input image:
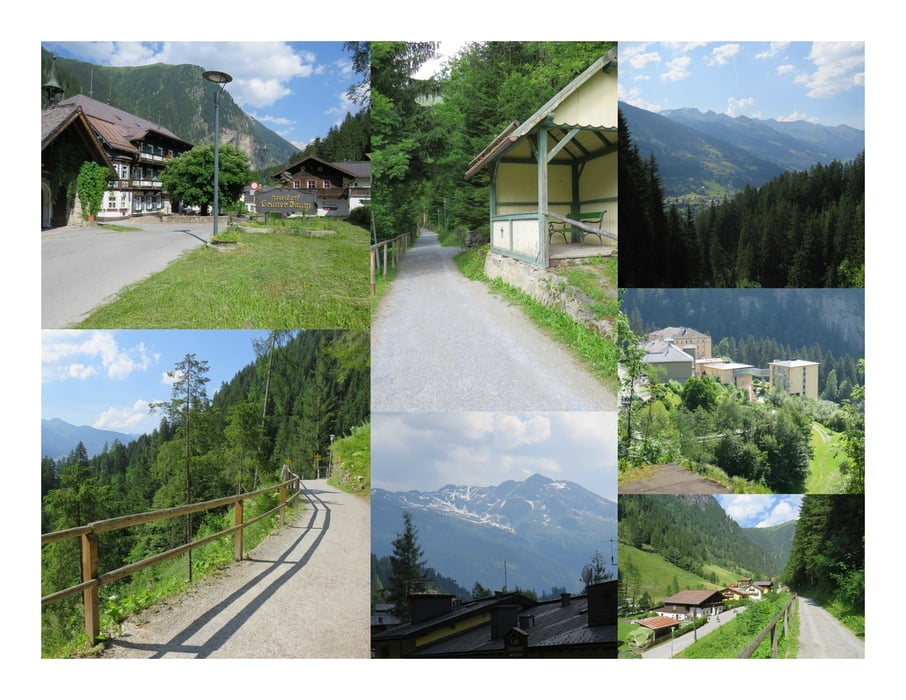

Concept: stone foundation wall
[[483, 251, 612, 337]]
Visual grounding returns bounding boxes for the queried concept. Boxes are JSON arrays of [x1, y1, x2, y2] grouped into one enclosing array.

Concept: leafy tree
[[161, 143, 249, 215], [76, 161, 110, 218], [388, 512, 428, 622]]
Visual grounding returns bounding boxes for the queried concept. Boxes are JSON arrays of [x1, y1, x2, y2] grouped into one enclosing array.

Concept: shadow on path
[[107, 486, 332, 658]]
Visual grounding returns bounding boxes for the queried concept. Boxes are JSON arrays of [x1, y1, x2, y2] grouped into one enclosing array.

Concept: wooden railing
[[737, 594, 797, 658], [41, 476, 302, 644], [370, 231, 413, 295]]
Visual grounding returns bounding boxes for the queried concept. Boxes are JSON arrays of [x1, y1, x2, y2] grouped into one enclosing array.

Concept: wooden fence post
[[81, 532, 100, 643], [280, 483, 287, 527], [233, 499, 244, 561]]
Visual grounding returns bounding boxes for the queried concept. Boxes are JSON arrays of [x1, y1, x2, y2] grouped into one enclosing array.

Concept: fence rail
[[41, 476, 301, 644], [738, 594, 797, 658], [370, 231, 413, 295]]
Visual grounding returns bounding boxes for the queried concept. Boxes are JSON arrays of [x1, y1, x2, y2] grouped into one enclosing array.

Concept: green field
[[76, 220, 370, 330], [805, 422, 847, 493]]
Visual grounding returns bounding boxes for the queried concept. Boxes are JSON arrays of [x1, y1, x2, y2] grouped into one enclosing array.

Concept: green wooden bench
[[548, 211, 607, 245]]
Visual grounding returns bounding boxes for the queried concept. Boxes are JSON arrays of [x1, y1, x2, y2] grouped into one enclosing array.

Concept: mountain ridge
[[372, 473, 617, 595], [42, 418, 139, 460], [620, 101, 864, 198]]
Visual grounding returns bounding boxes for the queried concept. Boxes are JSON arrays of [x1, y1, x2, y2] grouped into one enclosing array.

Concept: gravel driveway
[[797, 596, 865, 658], [371, 230, 616, 412], [42, 221, 212, 328], [102, 480, 370, 659]]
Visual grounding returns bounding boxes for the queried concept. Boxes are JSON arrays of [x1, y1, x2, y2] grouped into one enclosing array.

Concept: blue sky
[[41, 41, 362, 151], [620, 42, 865, 130], [714, 494, 803, 528], [372, 412, 618, 502], [42, 330, 269, 436]]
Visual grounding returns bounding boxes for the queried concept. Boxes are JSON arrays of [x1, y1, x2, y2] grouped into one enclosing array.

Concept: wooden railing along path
[[738, 594, 797, 658], [41, 476, 301, 645], [370, 231, 413, 295]]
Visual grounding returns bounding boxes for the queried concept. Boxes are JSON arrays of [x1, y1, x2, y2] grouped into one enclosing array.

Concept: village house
[[372, 582, 618, 659], [270, 155, 371, 217], [43, 90, 193, 226], [653, 590, 724, 621]]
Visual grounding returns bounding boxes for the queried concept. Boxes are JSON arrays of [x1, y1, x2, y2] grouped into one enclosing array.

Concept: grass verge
[[76, 220, 370, 329], [454, 245, 619, 389]]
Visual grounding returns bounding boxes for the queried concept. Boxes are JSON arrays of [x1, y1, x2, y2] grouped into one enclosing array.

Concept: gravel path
[[797, 596, 865, 658], [371, 230, 616, 412], [102, 480, 370, 658]]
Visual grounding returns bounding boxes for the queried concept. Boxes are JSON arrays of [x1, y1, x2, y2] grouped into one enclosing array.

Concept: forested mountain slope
[[618, 495, 779, 580]]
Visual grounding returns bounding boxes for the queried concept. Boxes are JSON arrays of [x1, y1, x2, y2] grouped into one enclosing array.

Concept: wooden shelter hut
[[464, 51, 618, 269]]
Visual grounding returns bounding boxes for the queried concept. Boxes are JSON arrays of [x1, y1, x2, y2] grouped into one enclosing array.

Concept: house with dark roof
[[654, 590, 724, 621], [51, 94, 194, 222], [271, 155, 371, 217], [372, 581, 618, 658]]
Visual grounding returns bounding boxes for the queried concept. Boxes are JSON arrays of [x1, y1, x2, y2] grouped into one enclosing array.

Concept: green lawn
[[76, 221, 370, 329], [806, 422, 847, 493]]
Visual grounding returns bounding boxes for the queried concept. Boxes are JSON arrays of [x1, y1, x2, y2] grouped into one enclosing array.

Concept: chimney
[[490, 605, 520, 640], [586, 581, 618, 627], [408, 593, 456, 624], [561, 593, 572, 607]]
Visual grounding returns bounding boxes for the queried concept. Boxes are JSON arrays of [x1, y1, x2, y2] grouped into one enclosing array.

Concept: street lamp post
[[202, 70, 233, 238]]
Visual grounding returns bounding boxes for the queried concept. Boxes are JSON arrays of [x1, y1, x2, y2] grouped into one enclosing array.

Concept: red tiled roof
[[637, 616, 680, 630]]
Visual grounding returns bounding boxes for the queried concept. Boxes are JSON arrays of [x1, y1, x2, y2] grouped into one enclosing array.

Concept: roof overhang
[[465, 50, 618, 180]]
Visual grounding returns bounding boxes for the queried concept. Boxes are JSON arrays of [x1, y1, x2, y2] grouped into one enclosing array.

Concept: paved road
[[371, 230, 616, 412], [641, 606, 746, 658], [619, 463, 732, 494], [797, 596, 865, 658], [42, 221, 213, 328], [103, 480, 370, 658]]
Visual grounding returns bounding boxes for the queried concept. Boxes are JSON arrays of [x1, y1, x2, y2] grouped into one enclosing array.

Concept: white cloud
[[727, 96, 757, 118], [93, 399, 153, 431], [627, 50, 661, 71], [756, 42, 790, 60], [42, 331, 158, 383], [804, 42, 865, 98], [707, 43, 741, 66], [660, 56, 691, 82], [716, 495, 802, 528]]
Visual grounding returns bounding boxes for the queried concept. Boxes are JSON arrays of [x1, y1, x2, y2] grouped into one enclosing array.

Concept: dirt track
[[618, 463, 732, 494]]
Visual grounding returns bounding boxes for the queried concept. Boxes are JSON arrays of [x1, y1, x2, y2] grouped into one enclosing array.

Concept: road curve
[[371, 230, 616, 412], [42, 221, 212, 328], [102, 480, 370, 658], [797, 596, 865, 658]]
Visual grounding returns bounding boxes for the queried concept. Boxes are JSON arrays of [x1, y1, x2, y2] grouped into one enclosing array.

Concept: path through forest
[[371, 230, 616, 412], [102, 480, 369, 658]]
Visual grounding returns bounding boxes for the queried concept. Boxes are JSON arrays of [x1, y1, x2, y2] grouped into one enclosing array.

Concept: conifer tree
[[388, 512, 428, 622]]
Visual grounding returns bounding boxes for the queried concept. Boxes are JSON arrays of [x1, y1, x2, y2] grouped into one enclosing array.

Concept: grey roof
[[642, 340, 694, 364]]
